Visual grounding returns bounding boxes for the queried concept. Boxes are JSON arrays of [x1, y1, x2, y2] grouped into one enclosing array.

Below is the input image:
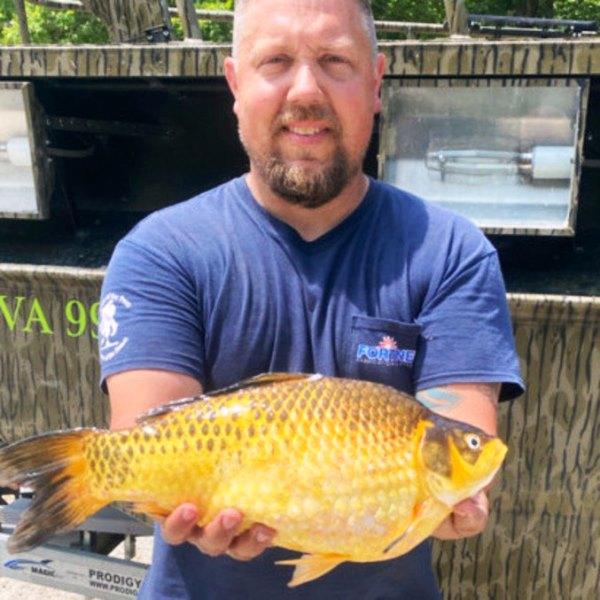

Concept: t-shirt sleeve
[[413, 250, 524, 401], [98, 234, 205, 392]]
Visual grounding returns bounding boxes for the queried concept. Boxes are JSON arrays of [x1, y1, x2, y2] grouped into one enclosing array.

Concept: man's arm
[[108, 369, 203, 429], [107, 369, 275, 559], [416, 382, 501, 540]]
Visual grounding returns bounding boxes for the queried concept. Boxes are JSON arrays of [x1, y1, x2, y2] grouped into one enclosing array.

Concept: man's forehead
[[248, 33, 356, 55], [237, 0, 366, 49], [240, 0, 355, 15]]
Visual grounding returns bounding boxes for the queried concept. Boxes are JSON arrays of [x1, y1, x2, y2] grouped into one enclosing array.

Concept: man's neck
[[246, 170, 369, 242]]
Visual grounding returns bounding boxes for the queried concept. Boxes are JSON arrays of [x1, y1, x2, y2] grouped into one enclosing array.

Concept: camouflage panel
[[80, 0, 170, 43], [381, 39, 600, 77], [2, 40, 600, 78], [1, 264, 599, 598], [434, 294, 600, 599], [0, 45, 229, 78], [0, 265, 107, 443]]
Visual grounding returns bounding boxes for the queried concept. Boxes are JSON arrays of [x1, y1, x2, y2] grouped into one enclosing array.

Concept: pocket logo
[[356, 335, 415, 367]]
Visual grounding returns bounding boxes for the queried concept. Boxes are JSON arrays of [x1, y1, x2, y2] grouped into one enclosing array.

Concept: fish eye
[[465, 434, 481, 450]]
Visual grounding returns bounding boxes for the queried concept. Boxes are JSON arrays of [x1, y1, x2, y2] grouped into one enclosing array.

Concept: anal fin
[[276, 553, 347, 587], [127, 500, 171, 521]]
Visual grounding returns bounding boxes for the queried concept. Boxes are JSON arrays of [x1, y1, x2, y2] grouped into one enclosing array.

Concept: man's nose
[[287, 63, 324, 104]]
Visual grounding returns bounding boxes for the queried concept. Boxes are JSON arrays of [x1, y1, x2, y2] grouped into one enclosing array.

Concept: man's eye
[[264, 56, 289, 65], [321, 56, 353, 77]]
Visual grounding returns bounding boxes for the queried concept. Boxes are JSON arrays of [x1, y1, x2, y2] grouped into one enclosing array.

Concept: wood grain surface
[[2, 40, 600, 78]]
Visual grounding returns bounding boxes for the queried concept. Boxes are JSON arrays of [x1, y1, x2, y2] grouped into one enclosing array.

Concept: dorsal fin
[[136, 395, 203, 424], [204, 372, 316, 397], [136, 373, 318, 424]]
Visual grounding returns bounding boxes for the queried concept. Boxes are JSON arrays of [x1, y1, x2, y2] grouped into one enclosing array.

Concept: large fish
[[0, 373, 507, 587]]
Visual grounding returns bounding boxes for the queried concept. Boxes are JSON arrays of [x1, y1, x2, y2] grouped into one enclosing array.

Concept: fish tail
[[0, 429, 107, 553]]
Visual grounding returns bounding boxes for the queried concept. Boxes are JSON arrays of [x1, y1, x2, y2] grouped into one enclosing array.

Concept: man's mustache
[[274, 105, 339, 132]]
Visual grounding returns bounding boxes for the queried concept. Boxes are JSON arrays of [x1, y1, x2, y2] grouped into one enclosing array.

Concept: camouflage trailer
[[0, 1, 599, 598]]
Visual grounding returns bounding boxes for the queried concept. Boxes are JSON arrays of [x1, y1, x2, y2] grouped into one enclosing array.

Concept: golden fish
[[0, 373, 507, 587]]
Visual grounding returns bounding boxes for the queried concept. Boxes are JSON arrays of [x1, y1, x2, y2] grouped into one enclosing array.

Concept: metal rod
[[28, 0, 81, 7], [469, 26, 591, 38], [373, 20, 446, 34], [469, 14, 598, 31]]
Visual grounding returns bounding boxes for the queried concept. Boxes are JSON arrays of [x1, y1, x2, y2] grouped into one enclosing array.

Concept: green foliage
[[195, 0, 233, 43], [169, 0, 233, 42], [0, 4, 108, 45], [464, 0, 554, 18], [1, 0, 599, 45], [370, 0, 445, 24], [554, 0, 600, 21], [0, 0, 14, 23]]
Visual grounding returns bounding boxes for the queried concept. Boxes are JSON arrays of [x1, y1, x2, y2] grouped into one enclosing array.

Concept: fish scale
[[0, 372, 507, 587], [86, 377, 427, 551]]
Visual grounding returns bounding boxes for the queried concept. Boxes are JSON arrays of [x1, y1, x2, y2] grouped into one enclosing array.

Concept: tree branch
[[14, 0, 31, 44]]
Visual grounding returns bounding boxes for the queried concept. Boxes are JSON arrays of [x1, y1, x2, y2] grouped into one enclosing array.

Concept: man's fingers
[[161, 505, 275, 560], [161, 503, 200, 545], [188, 508, 244, 557], [454, 490, 488, 515], [226, 524, 276, 561], [433, 492, 489, 540], [451, 510, 487, 536]]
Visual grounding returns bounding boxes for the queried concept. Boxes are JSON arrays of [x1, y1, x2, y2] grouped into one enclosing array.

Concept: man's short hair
[[232, 0, 378, 59]]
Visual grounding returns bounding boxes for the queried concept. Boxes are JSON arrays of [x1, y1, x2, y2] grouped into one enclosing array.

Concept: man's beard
[[256, 146, 356, 209], [241, 105, 362, 209]]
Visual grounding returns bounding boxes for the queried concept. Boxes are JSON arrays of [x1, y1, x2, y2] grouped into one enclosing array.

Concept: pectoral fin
[[383, 498, 450, 558], [276, 553, 347, 587]]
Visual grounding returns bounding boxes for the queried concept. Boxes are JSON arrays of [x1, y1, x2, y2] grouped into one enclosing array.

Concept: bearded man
[[100, 1, 523, 598]]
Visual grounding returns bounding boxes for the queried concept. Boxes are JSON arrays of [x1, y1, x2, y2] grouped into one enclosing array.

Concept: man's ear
[[224, 57, 239, 113], [373, 52, 386, 114]]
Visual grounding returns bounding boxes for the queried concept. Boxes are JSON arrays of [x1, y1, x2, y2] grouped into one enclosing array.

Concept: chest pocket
[[344, 315, 421, 394]]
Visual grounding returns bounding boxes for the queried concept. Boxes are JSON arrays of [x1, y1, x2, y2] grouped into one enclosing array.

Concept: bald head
[[232, 0, 378, 60]]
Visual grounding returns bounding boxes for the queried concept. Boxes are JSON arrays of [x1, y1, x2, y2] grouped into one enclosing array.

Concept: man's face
[[225, 0, 385, 208]]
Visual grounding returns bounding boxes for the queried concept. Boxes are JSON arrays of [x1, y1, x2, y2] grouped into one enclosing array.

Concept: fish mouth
[[429, 437, 508, 507], [465, 437, 508, 490]]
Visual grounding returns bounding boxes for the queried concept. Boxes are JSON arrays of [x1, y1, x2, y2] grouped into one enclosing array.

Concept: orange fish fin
[[382, 498, 450, 559], [126, 500, 171, 520], [137, 373, 318, 423], [205, 372, 318, 398], [276, 553, 346, 587], [136, 396, 203, 424], [0, 429, 107, 553]]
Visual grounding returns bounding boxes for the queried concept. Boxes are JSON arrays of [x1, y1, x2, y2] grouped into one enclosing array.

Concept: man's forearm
[[416, 382, 501, 436]]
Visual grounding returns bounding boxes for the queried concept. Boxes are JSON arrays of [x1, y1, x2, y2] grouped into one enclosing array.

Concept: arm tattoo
[[416, 387, 461, 410], [416, 383, 500, 411]]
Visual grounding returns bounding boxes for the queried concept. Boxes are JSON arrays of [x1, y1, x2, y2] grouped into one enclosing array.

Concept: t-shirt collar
[[235, 175, 377, 253]]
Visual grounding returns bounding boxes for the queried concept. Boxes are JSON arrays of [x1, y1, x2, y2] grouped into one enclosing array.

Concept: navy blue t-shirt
[[99, 176, 523, 599]]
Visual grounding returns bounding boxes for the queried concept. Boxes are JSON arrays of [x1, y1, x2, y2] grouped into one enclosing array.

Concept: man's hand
[[417, 383, 499, 541], [160, 503, 276, 561], [432, 491, 489, 540]]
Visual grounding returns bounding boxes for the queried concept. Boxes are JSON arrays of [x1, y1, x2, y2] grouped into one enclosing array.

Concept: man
[[100, 0, 523, 598]]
